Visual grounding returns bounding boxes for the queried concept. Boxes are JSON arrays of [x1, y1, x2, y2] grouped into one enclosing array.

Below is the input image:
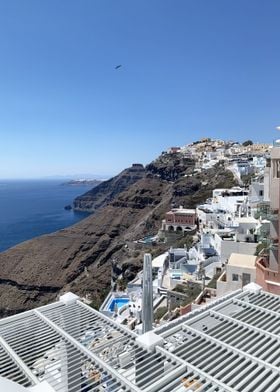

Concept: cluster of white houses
[[99, 136, 280, 334], [110, 137, 280, 329], [170, 138, 270, 179], [160, 137, 280, 298], [158, 184, 262, 294]]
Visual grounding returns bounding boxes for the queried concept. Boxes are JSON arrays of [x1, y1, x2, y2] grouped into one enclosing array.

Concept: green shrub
[[207, 272, 222, 289], [154, 306, 168, 320], [242, 140, 253, 146]]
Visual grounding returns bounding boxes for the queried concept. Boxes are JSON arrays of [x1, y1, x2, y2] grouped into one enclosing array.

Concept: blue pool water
[[109, 298, 129, 312]]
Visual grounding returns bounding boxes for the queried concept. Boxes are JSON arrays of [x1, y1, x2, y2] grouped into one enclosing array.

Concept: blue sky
[[0, 0, 280, 178]]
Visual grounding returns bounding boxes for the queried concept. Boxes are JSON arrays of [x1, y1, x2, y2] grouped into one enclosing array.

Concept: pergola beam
[[182, 324, 279, 373], [210, 309, 280, 341]]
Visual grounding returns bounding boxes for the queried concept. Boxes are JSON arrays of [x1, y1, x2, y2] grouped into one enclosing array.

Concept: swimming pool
[[171, 272, 182, 280], [108, 298, 129, 312]]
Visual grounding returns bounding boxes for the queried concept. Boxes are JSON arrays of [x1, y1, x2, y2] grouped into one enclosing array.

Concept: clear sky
[[0, 0, 280, 179]]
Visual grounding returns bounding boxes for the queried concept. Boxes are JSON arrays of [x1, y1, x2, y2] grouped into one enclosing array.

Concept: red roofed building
[[162, 206, 197, 233]]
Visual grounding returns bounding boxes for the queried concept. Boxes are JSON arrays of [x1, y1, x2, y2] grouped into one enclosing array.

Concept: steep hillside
[[74, 164, 146, 211], [146, 153, 195, 181], [0, 153, 236, 316]]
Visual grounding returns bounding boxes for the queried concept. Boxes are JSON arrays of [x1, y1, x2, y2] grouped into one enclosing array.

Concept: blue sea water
[[0, 180, 93, 253]]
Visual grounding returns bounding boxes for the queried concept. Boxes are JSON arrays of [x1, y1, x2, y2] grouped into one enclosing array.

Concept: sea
[[0, 179, 93, 253]]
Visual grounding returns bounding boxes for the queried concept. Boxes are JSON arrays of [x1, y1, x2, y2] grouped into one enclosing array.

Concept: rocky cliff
[[0, 154, 236, 316], [73, 164, 146, 211]]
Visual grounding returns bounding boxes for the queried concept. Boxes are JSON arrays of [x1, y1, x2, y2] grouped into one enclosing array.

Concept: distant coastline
[[62, 179, 103, 186]]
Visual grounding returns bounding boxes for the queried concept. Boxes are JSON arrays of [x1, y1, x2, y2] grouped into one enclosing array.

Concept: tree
[[255, 240, 270, 256], [242, 140, 253, 146], [154, 306, 168, 320], [207, 272, 222, 289]]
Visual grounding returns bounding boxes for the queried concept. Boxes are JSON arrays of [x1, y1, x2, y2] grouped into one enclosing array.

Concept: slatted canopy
[[156, 289, 280, 392], [0, 288, 279, 392]]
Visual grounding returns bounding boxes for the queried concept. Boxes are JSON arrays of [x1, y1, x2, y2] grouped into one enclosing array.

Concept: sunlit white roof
[[152, 252, 168, 268], [227, 253, 257, 268], [0, 294, 182, 392], [155, 288, 280, 392], [0, 288, 280, 391]]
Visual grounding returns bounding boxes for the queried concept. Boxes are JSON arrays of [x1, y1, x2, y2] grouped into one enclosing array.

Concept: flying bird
[[115, 65, 122, 70]]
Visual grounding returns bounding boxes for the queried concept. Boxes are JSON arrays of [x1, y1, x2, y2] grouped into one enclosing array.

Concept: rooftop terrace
[[0, 287, 280, 391]]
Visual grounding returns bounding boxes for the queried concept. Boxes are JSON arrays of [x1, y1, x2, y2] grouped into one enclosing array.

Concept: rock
[[73, 164, 146, 212]]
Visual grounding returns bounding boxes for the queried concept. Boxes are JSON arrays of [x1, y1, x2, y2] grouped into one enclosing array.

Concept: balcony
[[257, 257, 269, 269], [256, 257, 280, 283]]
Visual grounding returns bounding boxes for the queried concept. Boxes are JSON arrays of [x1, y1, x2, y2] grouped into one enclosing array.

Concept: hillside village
[[97, 137, 279, 330]]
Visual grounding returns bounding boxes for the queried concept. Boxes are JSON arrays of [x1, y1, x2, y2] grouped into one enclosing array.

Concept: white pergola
[[156, 288, 280, 392], [0, 288, 279, 392]]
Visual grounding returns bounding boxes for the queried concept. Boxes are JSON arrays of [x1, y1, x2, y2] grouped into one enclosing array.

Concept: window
[[232, 274, 239, 281], [242, 273, 251, 286], [259, 190, 263, 197]]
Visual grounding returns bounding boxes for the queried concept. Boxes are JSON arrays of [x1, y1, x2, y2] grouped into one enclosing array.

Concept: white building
[[249, 179, 264, 204], [212, 187, 249, 215], [214, 231, 257, 263], [252, 155, 267, 171], [216, 253, 257, 296], [231, 160, 254, 177]]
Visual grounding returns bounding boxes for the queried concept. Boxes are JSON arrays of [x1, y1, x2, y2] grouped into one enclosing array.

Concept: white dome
[[0, 377, 28, 392]]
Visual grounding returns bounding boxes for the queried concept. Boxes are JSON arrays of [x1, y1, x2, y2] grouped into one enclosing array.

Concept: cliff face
[[73, 164, 146, 211], [0, 155, 236, 316], [146, 153, 195, 181]]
